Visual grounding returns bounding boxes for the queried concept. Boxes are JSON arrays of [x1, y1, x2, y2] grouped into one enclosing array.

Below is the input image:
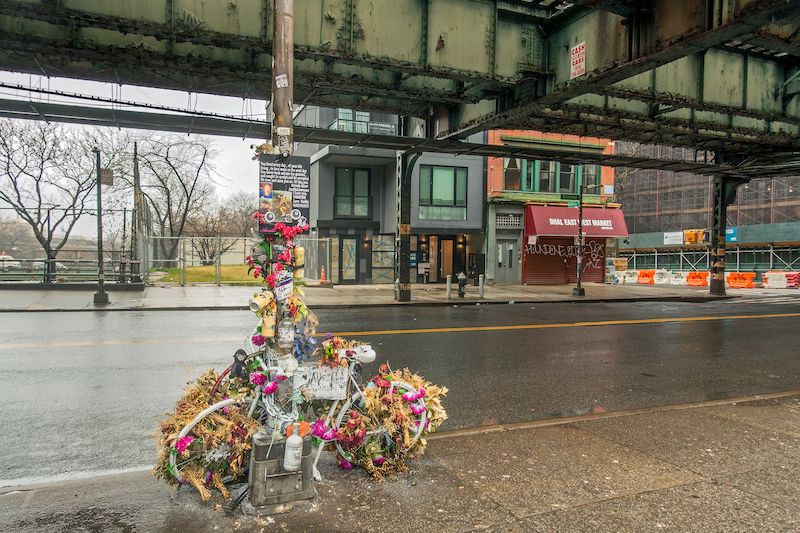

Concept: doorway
[[496, 239, 520, 284], [338, 235, 359, 284], [439, 238, 454, 280]]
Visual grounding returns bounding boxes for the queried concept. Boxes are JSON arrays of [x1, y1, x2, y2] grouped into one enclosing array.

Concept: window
[[504, 158, 521, 191], [559, 163, 576, 193], [419, 165, 468, 220], [539, 161, 556, 192], [420, 165, 467, 206], [582, 164, 600, 193], [335, 168, 370, 218]]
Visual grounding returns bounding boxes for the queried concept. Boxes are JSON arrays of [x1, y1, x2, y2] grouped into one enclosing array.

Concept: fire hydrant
[[457, 271, 467, 298]]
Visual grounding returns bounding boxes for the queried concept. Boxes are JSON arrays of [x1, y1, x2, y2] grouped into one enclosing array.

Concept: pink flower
[[402, 391, 416, 402], [251, 334, 266, 346], [265, 273, 277, 288], [410, 404, 426, 415], [263, 381, 279, 395], [275, 373, 288, 382], [372, 456, 386, 466], [252, 265, 262, 278], [175, 436, 194, 454], [311, 418, 327, 438], [245, 255, 254, 267], [417, 388, 426, 399], [322, 428, 337, 441], [338, 456, 354, 470], [249, 372, 267, 385]]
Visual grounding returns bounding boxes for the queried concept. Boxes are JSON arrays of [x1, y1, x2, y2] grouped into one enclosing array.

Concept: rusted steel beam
[[443, 0, 800, 139], [600, 86, 800, 126]]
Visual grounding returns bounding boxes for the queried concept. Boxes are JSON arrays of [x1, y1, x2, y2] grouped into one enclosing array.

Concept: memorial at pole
[[153, 153, 448, 511]]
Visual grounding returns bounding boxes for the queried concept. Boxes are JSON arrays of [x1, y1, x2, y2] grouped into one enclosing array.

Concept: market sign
[[258, 155, 311, 233], [570, 41, 586, 79], [524, 205, 629, 238]]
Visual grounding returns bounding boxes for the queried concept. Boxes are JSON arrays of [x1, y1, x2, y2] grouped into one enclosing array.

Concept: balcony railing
[[330, 118, 397, 136]]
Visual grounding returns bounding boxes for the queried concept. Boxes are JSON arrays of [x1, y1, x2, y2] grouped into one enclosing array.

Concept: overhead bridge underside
[[1, 0, 800, 170]]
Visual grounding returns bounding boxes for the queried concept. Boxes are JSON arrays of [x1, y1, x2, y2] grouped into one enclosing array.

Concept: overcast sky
[[0, 71, 269, 237]]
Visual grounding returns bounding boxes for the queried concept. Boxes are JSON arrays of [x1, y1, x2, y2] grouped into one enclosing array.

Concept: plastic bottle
[[283, 422, 303, 471]]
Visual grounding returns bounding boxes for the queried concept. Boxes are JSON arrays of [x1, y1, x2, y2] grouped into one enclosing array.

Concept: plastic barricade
[[726, 272, 756, 289], [623, 270, 639, 285], [763, 271, 789, 289], [614, 271, 626, 285], [686, 271, 709, 287], [670, 271, 689, 285], [653, 270, 672, 285], [637, 269, 656, 285], [764, 271, 799, 288]]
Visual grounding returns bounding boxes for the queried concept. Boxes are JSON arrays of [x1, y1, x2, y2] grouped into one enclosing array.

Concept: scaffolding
[[615, 141, 800, 234]]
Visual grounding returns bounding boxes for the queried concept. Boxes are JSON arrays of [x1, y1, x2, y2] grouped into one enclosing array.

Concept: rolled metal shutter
[[523, 237, 569, 285]]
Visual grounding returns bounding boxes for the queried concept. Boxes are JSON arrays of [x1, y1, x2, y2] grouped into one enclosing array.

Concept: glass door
[[339, 236, 359, 283]]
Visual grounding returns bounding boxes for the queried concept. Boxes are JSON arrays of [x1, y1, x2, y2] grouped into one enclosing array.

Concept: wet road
[[1, 296, 799, 486]]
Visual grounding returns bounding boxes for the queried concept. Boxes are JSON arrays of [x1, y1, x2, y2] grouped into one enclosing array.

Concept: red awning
[[524, 205, 629, 237]]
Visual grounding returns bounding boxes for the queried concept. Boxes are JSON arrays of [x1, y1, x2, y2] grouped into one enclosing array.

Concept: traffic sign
[[567, 200, 580, 208]]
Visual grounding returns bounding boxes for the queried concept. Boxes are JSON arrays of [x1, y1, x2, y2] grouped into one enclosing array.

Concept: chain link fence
[[140, 234, 331, 286]]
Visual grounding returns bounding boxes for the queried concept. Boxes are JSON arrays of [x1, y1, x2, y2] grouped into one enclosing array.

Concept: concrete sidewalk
[[0, 282, 739, 312], [1, 393, 798, 532]]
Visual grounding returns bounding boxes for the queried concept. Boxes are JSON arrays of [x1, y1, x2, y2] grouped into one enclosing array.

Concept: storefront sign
[[259, 155, 310, 233], [663, 231, 684, 245], [525, 206, 628, 238]]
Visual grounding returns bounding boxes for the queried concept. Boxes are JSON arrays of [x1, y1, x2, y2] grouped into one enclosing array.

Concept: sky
[[0, 71, 270, 237]]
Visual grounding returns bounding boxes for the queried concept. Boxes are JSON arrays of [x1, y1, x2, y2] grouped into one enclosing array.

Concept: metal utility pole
[[93, 148, 109, 305], [572, 180, 586, 297], [130, 141, 142, 283], [271, 0, 294, 158]]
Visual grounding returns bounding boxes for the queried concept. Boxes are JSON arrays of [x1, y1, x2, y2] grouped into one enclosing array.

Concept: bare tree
[[0, 120, 103, 280], [184, 201, 239, 266], [0, 214, 36, 256], [136, 135, 216, 265], [220, 191, 258, 238]]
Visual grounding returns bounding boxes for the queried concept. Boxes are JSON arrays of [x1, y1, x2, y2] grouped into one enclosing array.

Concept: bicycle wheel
[[332, 380, 427, 466], [169, 397, 259, 501]]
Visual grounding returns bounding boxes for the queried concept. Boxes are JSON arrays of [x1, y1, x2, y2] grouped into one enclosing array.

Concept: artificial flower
[[338, 456, 354, 470], [409, 403, 426, 415], [175, 436, 194, 454], [372, 456, 386, 466], [249, 372, 267, 385], [263, 381, 279, 395], [251, 334, 266, 346], [252, 265, 262, 278]]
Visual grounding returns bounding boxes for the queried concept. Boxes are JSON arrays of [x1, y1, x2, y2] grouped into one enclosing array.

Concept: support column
[[395, 151, 421, 302], [709, 175, 748, 295]]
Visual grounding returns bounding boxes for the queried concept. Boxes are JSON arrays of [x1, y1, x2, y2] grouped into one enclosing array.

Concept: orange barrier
[[726, 272, 756, 288], [637, 269, 655, 285], [686, 271, 709, 287]]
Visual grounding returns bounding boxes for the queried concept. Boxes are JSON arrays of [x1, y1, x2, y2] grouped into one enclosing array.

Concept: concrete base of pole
[[572, 287, 586, 296], [93, 291, 110, 304]]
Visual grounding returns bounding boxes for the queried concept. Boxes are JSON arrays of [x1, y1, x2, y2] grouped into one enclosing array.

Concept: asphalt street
[[1, 295, 799, 487]]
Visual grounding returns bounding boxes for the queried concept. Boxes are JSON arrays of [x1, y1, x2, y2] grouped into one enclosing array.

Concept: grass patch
[[155, 264, 260, 284]]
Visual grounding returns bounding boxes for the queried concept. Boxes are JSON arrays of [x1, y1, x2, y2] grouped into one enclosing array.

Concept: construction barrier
[[623, 270, 639, 285], [653, 270, 672, 285], [637, 269, 656, 285], [670, 271, 689, 285], [686, 271, 709, 287], [763, 271, 799, 289], [613, 271, 626, 284], [725, 272, 756, 289]]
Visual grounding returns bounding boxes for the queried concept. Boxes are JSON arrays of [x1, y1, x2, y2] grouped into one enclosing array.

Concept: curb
[[0, 294, 736, 313]]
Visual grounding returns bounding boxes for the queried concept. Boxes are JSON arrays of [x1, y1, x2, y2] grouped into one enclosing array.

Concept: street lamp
[[572, 179, 604, 297], [93, 148, 109, 305]]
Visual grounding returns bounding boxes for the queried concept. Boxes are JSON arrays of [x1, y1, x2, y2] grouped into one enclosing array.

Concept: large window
[[500, 159, 600, 194], [559, 163, 576, 193], [583, 164, 600, 192], [539, 161, 556, 192], [335, 168, 370, 218], [419, 165, 468, 220]]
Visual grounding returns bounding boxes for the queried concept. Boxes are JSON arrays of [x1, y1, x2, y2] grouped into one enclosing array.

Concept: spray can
[[283, 422, 303, 472]]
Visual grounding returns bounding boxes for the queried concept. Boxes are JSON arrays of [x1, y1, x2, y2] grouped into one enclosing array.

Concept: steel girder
[[0, 0, 799, 160]]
